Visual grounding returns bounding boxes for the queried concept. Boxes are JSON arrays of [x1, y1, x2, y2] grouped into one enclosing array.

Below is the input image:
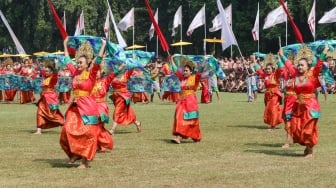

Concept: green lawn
[[1, 92, 336, 187]]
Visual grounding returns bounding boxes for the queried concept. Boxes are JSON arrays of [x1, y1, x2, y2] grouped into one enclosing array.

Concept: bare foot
[[304, 153, 313, 158], [33, 131, 41, 135], [108, 129, 115, 136], [77, 164, 89, 169], [135, 121, 141, 133], [282, 143, 289, 148], [171, 136, 181, 144], [68, 156, 81, 164]]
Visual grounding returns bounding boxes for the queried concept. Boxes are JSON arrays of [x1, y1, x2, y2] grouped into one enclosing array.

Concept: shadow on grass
[[34, 158, 76, 168], [245, 149, 303, 157], [161, 138, 199, 145], [18, 129, 60, 134], [227, 124, 273, 130]]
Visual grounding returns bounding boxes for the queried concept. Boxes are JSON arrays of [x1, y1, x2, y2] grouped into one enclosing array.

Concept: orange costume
[[110, 70, 137, 125], [60, 57, 101, 161], [284, 56, 323, 148], [172, 70, 202, 141], [256, 66, 284, 128], [36, 71, 64, 129], [90, 73, 115, 152]]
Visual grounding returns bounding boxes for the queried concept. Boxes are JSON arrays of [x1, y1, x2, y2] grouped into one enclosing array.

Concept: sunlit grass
[[0, 92, 336, 187]]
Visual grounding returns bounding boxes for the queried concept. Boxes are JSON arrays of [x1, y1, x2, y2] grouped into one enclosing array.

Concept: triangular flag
[[318, 6, 336, 24], [209, 4, 232, 32], [149, 9, 158, 40], [118, 8, 134, 31], [252, 8, 259, 41], [216, 0, 238, 50], [172, 6, 182, 36], [307, 0, 316, 38], [74, 11, 85, 36], [106, 0, 127, 47], [104, 11, 110, 38], [186, 4, 205, 36], [263, 2, 287, 29]]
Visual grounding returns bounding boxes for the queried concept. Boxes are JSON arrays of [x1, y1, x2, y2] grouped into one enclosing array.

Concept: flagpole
[[230, 4, 232, 57], [285, 17, 288, 46], [156, 35, 158, 58], [257, 2, 259, 54], [204, 4, 207, 55], [180, 6, 183, 55], [313, 0, 316, 42], [82, 10, 85, 35]]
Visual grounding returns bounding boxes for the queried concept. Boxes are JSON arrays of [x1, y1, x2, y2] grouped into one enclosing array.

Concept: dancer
[[60, 37, 106, 168], [34, 60, 64, 134], [254, 54, 284, 129], [279, 45, 328, 157], [170, 56, 205, 144], [108, 65, 141, 135]]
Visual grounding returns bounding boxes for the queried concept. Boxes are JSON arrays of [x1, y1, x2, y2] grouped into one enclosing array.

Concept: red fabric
[[60, 105, 99, 160], [279, 0, 304, 43], [58, 91, 70, 104], [36, 97, 63, 129], [200, 78, 210, 103], [161, 91, 180, 102], [144, 0, 170, 52], [47, 0, 75, 55], [4, 89, 16, 101], [97, 122, 114, 152], [20, 91, 35, 104], [132, 92, 149, 103], [111, 94, 136, 125]]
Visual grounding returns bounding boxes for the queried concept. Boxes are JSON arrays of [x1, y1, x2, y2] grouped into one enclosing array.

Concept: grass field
[[1, 92, 336, 187]]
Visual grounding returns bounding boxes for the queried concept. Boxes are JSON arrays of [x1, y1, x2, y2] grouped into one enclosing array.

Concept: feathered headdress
[[75, 41, 94, 63], [294, 45, 314, 66]]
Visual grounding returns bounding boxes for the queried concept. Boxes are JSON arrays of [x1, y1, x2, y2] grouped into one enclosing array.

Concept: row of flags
[[253, 0, 336, 42]]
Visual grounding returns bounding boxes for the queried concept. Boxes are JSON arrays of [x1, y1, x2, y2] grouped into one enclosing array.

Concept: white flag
[[104, 11, 110, 38], [172, 6, 182, 36], [118, 8, 134, 31], [263, 2, 287, 29], [0, 10, 26, 54], [216, 0, 238, 50], [106, 0, 127, 47], [149, 9, 158, 40], [307, 0, 316, 38], [74, 11, 85, 36], [186, 4, 205, 36], [318, 6, 336, 24], [252, 8, 259, 41], [63, 11, 66, 32], [209, 4, 232, 32]]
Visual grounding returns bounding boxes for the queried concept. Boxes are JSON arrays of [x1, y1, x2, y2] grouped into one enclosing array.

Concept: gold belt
[[95, 98, 105, 102], [297, 93, 314, 99], [42, 88, 55, 92], [73, 89, 90, 97], [180, 90, 194, 96], [286, 91, 296, 96], [265, 87, 277, 92]]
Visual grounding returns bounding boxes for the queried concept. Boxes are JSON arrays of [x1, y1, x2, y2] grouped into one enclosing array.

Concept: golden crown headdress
[[263, 53, 276, 68], [3, 58, 13, 66], [294, 45, 314, 66], [75, 41, 94, 63], [180, 56, 195, 71]]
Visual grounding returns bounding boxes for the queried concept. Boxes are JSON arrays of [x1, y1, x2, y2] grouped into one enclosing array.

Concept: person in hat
[[34, 60, 64, 134], [278, 45, 329, 157], [60, 37, 107, 168], [170, 55, 205, 144]]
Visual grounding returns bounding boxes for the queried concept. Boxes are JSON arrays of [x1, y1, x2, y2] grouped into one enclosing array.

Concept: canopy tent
[[171, 40, 192, 54]]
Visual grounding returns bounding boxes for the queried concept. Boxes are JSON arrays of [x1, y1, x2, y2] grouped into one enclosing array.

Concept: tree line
[[0, 0, 335, 58]]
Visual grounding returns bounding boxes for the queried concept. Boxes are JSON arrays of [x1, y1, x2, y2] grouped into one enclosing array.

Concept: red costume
[[36, 71, 64, 130], [256, 67, 284, 128], [284, 58, 323, 148], [60, 60, 101, 161]]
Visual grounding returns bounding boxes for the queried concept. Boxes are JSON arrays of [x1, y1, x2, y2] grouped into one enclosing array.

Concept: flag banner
[[74, 11, 85, 36], [106, 0, 127, 48], [186, 5, 205, 36], [149, 9, 158, 40], [318, 6, 336, 24], [172, 54, 225, 79], [0, 10, 26, 54], [47, 0, 67, 39], [144, 0, 170, 52], [172, 6, 182, 36], [63, 11, 66, 31], [209, 4, 232, 32], [118, 8, 134, 31], [160, 75, 181, 95], [216, 0, 238, 50], [307, 0, 316, 38], [279, 0, 303, 43], [127, 75, 153, 94], [252, 9, 259, 41], [263, 2, 287, 29], [124, 50, 155, 66], [104, 11, 110, 38], [282, 40, 336, 57]]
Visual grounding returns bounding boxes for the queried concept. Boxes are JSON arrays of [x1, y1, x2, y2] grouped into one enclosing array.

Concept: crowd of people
[[0, 37, 334, 167]]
